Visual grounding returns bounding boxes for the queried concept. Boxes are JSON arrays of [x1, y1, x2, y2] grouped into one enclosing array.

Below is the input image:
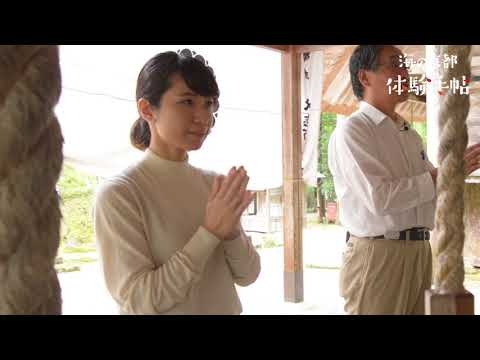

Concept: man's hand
[[430, 143, 480, 186], [464, 143, 480, 175], [429, 168, 438, 185]]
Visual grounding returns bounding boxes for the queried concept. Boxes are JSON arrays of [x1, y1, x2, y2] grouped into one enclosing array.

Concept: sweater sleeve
[[94, 180, 220, 314], [197, 168, 261, 287], [222, 225, 261, 286]]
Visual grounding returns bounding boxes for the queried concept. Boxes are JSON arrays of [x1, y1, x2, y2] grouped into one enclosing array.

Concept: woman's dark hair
[[349, 45, 391, 100], [130, 49, 220, 150]]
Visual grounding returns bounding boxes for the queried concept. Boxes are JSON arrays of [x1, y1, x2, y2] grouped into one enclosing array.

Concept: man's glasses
[[377, 57, 411, 71]]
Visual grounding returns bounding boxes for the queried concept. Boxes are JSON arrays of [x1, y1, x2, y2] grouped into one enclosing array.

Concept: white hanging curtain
[[301, 51, 324, 186]]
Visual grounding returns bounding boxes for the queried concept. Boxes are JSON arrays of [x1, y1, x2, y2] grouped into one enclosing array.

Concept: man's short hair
[[349, 45, 392, 99]]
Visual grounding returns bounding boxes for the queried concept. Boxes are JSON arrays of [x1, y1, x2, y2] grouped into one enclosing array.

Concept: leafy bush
[[57, 164, 99, 247]]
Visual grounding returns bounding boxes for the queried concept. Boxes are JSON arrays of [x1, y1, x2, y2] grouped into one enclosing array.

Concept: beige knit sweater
[[94, 149, 261, 314]]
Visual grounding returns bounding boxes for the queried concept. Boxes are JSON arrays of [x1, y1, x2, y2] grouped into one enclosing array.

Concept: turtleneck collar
[[142, 148, 190, 175]]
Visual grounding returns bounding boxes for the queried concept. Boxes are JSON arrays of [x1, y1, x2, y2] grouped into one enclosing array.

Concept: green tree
[[410, 121, 427, 147], [57, 164, 99, 246], [318, 112, 337, 202]]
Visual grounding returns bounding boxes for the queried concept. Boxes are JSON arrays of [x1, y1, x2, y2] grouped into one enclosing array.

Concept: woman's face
[[144, 73, 217, 159]]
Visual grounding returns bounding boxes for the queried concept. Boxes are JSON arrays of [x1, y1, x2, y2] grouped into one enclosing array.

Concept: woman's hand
[[204, 166, 255, 241]]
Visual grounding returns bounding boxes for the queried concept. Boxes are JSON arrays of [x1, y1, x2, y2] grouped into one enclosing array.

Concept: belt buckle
[[409, 228, 428, 240], [420, 229, 428, 240], [385, 231, 400, 240], [413, 228, 427, 241]]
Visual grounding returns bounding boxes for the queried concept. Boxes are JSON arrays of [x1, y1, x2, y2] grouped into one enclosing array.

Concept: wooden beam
[[281, 50, 304, 303], [471, 45, 480, 56], [257, 45, 291, 53], [292, 45, 352, 53], [258, 44, 353, 54]]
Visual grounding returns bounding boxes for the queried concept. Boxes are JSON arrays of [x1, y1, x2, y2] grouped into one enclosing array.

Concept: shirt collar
[[359, 101, 391, 125], [359, 101, 410, 130]]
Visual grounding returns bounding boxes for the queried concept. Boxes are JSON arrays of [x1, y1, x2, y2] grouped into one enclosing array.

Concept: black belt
[[346, 227, 430, 242]]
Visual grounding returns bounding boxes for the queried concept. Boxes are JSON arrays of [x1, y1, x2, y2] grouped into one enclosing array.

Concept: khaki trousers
[[339, 235, 432, 315]]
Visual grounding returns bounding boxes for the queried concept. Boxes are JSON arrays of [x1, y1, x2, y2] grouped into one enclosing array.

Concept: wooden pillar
[[426, 45, 440, 167], [425, 291, 474, 315], [426, 45, 441, 280], [465, 181, 480, 268], [281, 49, 304, 302], [464, 78, 480, 267]]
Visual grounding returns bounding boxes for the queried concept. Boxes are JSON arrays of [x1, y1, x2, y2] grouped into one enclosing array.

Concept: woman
[[94, 49, 261, 315]]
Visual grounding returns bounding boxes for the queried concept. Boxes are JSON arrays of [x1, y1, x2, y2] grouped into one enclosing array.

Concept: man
[[328, 45, 480, 314]]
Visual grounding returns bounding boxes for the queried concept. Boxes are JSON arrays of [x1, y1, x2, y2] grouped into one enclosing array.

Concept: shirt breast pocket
[[410, 135, 430, 173]]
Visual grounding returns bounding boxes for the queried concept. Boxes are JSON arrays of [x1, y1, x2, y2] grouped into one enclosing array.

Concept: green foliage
[[410, 121, 427, 147], [306, 185, 317, 212], [260, 234, 283, 248], [318, 112, 337, 202], [61, 245, 97, 253], [57, 164, 99, 246]]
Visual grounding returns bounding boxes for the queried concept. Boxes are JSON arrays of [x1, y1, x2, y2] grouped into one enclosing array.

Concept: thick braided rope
[[0, 45, 63, 314], [433, 45, 471, 294]]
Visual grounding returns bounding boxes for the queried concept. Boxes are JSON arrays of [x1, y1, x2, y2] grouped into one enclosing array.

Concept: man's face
[[363, 46, 410, 105]]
